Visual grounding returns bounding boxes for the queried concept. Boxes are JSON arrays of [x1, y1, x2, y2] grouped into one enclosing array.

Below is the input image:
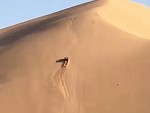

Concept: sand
[[0, 0, 150, 113]]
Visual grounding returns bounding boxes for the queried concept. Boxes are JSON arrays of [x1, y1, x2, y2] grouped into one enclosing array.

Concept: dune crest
[[96, 0, 150, 39], [0, 1, 150, 113]]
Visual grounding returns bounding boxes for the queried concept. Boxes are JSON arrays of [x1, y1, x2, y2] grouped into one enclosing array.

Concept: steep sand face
[[0, 1, 150, 113]]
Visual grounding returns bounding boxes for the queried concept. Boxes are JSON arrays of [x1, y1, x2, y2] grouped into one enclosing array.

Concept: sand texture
[[0, 0, 150, 113]]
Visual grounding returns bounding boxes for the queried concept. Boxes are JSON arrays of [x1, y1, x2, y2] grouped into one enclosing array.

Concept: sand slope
[[0, 0, 150, 113]]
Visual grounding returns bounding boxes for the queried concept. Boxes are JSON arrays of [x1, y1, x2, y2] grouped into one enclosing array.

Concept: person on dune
[[56, 57, 69, 67]]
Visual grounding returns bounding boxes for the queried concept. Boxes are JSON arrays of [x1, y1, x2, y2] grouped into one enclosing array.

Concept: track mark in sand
[[50, 67, 70, 113], [66, 17, 78, 54], [67, 17, 74, 33], [67, 17, 78, 42], [50, 67, 69, 101], [49, 67, 80, 113]]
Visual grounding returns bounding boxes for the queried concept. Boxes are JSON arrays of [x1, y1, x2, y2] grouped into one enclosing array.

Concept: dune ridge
[[0, 0, 150, 113]]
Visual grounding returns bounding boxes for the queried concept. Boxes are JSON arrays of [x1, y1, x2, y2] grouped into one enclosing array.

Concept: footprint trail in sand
[[49, 66, 80, 113], [50, 67, 69, 100]]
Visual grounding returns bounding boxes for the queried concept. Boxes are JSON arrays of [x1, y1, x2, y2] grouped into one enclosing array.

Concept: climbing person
[[56, 57, 69, 67]]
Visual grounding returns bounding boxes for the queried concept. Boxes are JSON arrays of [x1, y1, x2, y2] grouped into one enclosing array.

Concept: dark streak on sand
[[0, 0, 105, 46]]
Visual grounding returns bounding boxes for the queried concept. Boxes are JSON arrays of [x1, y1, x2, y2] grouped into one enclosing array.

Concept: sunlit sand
[[0, 0, 150, 113]]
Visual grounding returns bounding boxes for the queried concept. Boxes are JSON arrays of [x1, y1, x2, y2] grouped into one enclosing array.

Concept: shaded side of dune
[[0, 0, 150, 113]]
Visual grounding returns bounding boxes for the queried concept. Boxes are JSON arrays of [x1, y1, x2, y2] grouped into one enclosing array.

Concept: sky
[[134, 0, 150, 6], [0, 0, 150, 29]]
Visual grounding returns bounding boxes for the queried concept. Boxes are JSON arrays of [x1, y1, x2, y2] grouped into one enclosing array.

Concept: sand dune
[[97, 0, 150, 39], [0, 0, 150, 113]]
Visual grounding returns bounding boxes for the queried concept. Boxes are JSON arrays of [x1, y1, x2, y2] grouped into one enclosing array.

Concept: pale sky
[[0, 0, 149, 29]]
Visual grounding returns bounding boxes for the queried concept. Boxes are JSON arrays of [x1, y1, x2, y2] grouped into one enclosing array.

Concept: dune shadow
[[0, 14, 67, 46], [0, 0, 104, 46], [0, 73, 10, 84]]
